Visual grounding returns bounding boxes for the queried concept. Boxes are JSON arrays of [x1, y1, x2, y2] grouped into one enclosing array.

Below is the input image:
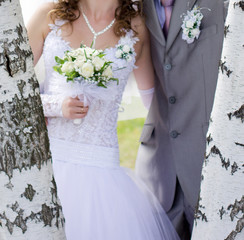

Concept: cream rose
[[61, 61, 75, 73], [81, 62, 94, 78], [126, 55, 132, 62], [102, 66, 113, 78], [92, 57, 105, 71], [115, 49, 123, 58], [74, 55, 86, 69], [123, 45, 131, 53], [192, 28, 200, 37], [186, 20, 194, 29]]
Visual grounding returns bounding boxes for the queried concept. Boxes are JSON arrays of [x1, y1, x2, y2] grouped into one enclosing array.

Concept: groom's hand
[[62, 96, 89, 120]]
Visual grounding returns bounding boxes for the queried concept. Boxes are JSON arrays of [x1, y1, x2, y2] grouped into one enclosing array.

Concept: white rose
[[81, 62, 94, 78], [102, 66, 113, 78], [192, 28, 200, 37], [186, 20, 194, 29], [92, 57, 105, 71], [74, 56, 86, 69], [115, 49, 123, 58], [68, 48, 84, 58], [84, 47, 94, 57], [126, 55, 132, 62], [61, 61, 75, 73], [93, 50, 100, 56], [183, 28, 190, 36], [123, 45, 131, 53]]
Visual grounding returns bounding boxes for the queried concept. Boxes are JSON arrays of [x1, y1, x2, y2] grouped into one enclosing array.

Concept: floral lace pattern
[[41, 20, 138, 148]]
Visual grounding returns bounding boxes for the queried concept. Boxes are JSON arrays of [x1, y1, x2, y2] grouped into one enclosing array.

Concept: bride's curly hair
[[49, 0, 143, 36]]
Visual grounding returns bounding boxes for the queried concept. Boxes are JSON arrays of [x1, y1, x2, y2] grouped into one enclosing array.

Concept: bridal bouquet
[[53, 45, 119, 124], [53, 44, 118, 87]]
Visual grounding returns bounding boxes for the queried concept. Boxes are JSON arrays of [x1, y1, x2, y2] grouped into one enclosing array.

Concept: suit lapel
[[144, 0, 166, 47], [166, 0, 198, 52]]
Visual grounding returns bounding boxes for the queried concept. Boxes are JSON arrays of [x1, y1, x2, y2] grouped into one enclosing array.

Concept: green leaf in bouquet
[[55, 56, 65, 65], [97, 52, 106, 58], [97, 81, 107, 88], [100, 61, 113, 72], [53, 65, 62, 74], [84, 50, 88, 60], [67, 77, 74, 82], [110, 77, 119, 85], [90, 41, 94, 49], [70, 71, 80, 79]]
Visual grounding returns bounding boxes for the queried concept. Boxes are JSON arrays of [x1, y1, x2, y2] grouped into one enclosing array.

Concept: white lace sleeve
[[40, 94, 64, 117]]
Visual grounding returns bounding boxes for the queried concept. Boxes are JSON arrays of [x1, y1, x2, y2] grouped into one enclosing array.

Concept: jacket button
[[170, 131, 179, 139], [169, 96, 176, 104], [164, 64, 172, 71]]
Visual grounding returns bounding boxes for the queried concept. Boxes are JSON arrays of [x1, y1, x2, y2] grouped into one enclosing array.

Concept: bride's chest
[[43, 29, 137, 83]]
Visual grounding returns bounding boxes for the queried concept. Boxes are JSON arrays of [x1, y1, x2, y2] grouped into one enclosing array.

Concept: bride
[[27, 0, 180, 239]]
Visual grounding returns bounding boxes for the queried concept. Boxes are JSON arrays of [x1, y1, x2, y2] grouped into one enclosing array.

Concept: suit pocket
[[198, 24, 218, 42], [139, 124, 155, 143]]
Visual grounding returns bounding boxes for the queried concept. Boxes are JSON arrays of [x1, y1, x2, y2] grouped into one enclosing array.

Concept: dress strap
[[48, 19, 67, 33]]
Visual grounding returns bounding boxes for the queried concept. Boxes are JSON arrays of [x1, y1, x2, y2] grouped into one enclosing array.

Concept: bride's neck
[[80, 0, 119, 20]]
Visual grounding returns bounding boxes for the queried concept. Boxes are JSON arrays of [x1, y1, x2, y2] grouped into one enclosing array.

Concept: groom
[[136, 0, 227, 239]]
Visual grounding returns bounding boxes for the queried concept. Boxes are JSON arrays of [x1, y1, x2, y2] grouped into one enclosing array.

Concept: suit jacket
[[136, 0, 226, 212]]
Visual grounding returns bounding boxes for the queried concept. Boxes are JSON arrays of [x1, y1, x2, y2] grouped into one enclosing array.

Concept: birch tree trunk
[[0, 0, 66, 239], [192, 1, 244, 239]]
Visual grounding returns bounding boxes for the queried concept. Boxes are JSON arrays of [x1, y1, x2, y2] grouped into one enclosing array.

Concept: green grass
[[117, 118, 145, 169]]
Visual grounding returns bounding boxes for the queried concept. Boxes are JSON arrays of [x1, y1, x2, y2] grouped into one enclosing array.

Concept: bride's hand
[[62, 97, 89, 119]]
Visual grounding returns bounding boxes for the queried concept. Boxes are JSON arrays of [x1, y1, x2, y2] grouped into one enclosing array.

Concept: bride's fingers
[[73, 113, 87, 119], [67, 97, 87, 107], [76, 100, 88, 107], [73, 106, 88, 113]]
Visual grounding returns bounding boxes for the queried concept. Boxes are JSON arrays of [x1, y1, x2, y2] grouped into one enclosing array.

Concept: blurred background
[[19, 0, 148, 168]]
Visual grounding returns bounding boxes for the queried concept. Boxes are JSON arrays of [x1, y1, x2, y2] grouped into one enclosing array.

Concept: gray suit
[[136, 0, 226, 238]]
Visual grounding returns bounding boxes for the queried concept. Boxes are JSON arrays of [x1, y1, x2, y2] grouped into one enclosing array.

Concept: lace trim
[[41, 94, 64, 117]]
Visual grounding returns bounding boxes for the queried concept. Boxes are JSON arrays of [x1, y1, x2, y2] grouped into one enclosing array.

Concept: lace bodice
[[41, 21, 138, 148]]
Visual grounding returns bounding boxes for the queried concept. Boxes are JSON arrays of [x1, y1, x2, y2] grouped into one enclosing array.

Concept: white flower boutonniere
[[115, 44, 133, 62], [181, 6, 210, 44]]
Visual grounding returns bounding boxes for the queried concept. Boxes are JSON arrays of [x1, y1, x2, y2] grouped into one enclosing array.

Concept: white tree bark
[[0, 0, 66, 239], [192, 1, 244, 239]]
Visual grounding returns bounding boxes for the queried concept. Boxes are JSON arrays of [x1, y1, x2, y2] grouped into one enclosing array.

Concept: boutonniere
[[181, 6, 210, 44], [115, 44, 133, 62]]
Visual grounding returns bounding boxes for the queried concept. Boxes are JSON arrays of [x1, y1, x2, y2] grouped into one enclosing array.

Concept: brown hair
[[49, 0, 143, 36]]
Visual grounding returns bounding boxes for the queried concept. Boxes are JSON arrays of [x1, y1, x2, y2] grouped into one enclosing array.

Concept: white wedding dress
[[40, 20, 180, 240]]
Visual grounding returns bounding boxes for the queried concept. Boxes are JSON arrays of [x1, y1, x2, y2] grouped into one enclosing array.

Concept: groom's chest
[[145, 0, 223, 55]]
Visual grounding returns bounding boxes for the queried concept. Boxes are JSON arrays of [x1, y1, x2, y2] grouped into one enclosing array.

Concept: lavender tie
[[161, 0, 175, 37]]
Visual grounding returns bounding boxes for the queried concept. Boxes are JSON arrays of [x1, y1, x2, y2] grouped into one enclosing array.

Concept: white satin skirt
[[50, 138, 180, 240]]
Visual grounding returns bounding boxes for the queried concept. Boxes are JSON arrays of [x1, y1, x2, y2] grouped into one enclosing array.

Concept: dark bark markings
[[206, 145, 231, 170], [233, 1, 244, 11], [194, 196, 208, 224], [21, 184, 36, 201], [228, 104, 244, 123], [235, 142, 244, 147], [219, 59, 233, 78], [224, 25, 230, 38], [0, 24, 32, 77], [0, 87, 51, 178], [0, 180, 65, 234], [0, 0, 12, 7], [225, 196, 244, 240]]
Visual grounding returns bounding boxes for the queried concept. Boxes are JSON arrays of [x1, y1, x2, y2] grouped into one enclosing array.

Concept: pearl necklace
[[81, 8, 115, 48]]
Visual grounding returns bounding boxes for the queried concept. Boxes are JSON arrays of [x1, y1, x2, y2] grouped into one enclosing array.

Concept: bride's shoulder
[[32, 2, 55, 22], [27, 2, 56, 37]]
